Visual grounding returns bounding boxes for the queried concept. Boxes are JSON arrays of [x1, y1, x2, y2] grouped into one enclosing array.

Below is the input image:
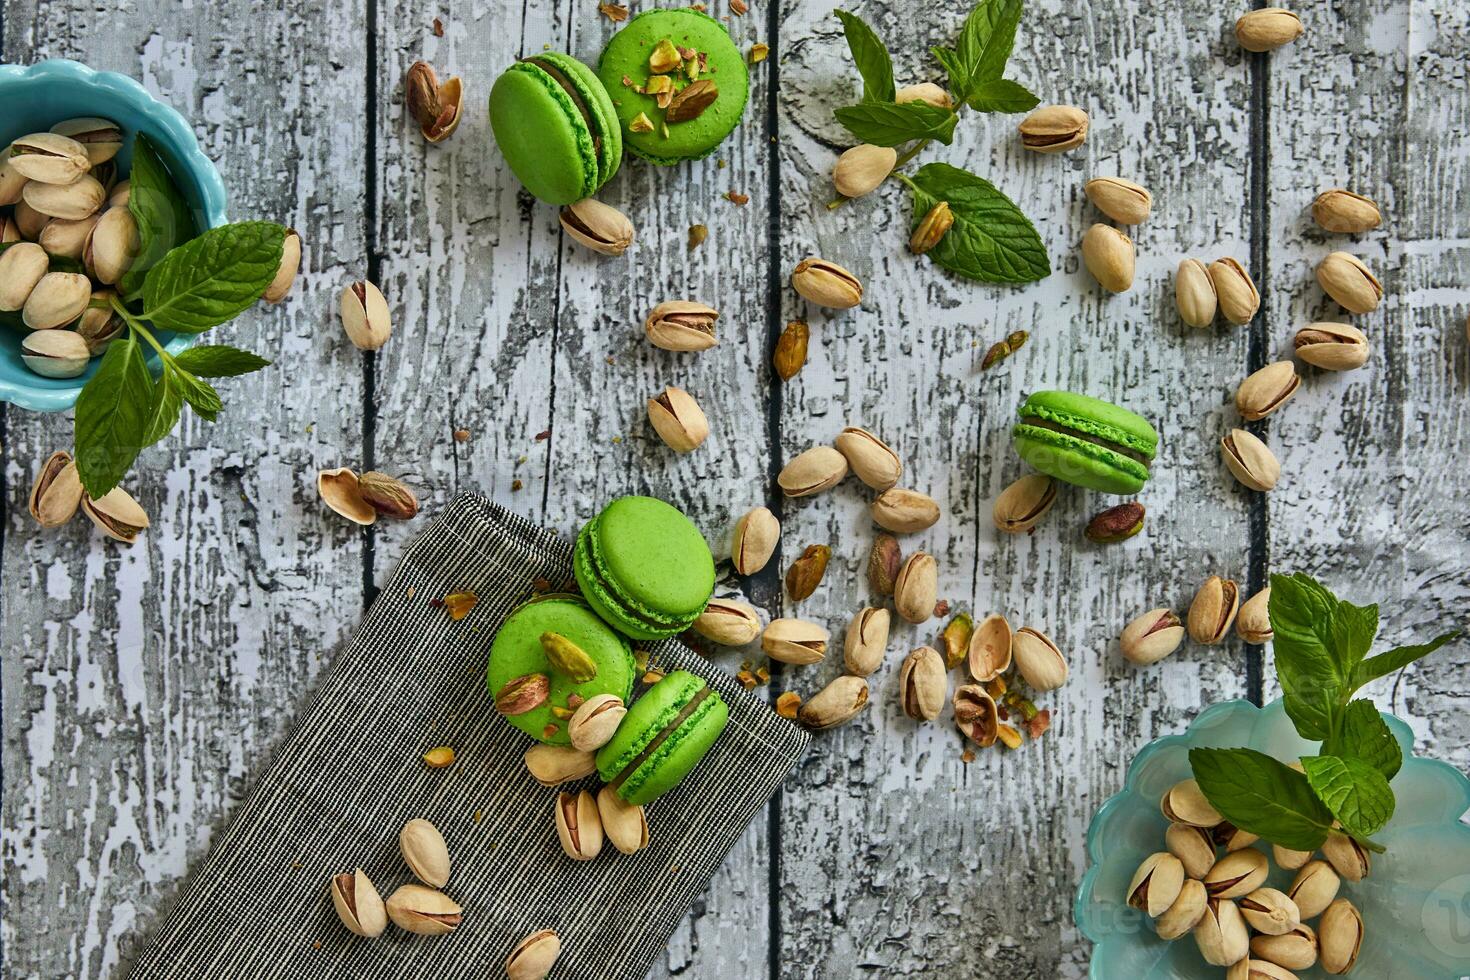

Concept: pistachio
[[1222, 429, 1281, 492], [540, 632, 599, 682], [1321, 830, 1370, 882], [1317, 898, 1363, 974], [867, 532, 901, 595], [778, 445, 848, 496], [628, 112, 655, 134], [731, 506, 780, 575], [1, 214, 20, 241], [785, 544, 831, 601], [1120, 608, 1185, 666], [791, 257, 862, 309], [50, 117, 123, 165], [385, 884, 462, 936], [871, 487, 940, 534], [0, 241, 49, 311], [1165, 822, 1219, 879], [1081, 223, 1135, 292], [422, 745, 455, 768], [399, 818, 451, 887], [938, 612, 973, 670], [666, 79, 719, 122], [952, 683, 999, 747], [1210, 258, 1261, 324], [37, 213, 100, 260], [22, 173, 104, 221], [1293, 321, 1369, 370], [340, 280, 392, 350], [557, 198, 635, 258], [649, 38, 682, 73], [968, 613, 1013, 681], [1211, 821, 1260, 854], [1084, 177, 1152, 224], [762, 618, 829, 665], [843, 607, 890, 676], [1175, 258, 1218, 328], [555, 788, 604, 860], [20, 329, 90, 378], [1162, 778, 1224, 827], [647, 385, 710, 452], [506, 928, 563, 980], [317, 468, 377, 525], [645, 300, 717, 350], [834, 426, 902, 490], [495, 673, 551, 715], [1193, 898, 1251, 967], [596, 785, 649, 855], [1235, 7, 1304, 52], [8, 133, 91, 185], [898, 646, 947, 721], [1156, 879, 1209, 941], [1272, 844, 1313, 871], [1018, 104, 1089, 152], [1236, 587, 1273, 643], [1240, 887, 1302, 937], [14, 200, 49, 240], [1188, 575, 1241, 645], [1243, 960, 1299, 980], [524, 744, 597, 786], [1249, 923, 1318, 971], [895, 82, 952, 108], [22, 271, 91, 330], [893, 551, 938, 624], [405, 61, 464, 142], [263, 228, 301, 303], [694, 598, 763, 646], [908, 201, 954, 255], [330, 868, 388, 938], [772, 319, 809, 379], [992, 473, 1057, 533], [1085, 501, 1145, 542], [832, 143, 896, 199], [1316, 251, 1382, 314], [1312, 188, 1381, 233], [80, 487, 150, 543], [568, 694, 626, 751], [357, 471, 418, 519], [1236, 361, 1301, 421], [0, 147, 26, 205], [1011, 626, 1068, 690], [29, 451, 83, 528], [1287, 860, 1340, 919], [798, 674, 869, 730], [1128, 852, 1186, 917], [106, 179, 130, 208]]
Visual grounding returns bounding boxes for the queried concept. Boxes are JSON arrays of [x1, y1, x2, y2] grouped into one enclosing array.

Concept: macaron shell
[[573, 522, 678, 641], [1013, 425, 1149, 494], [489, 60, 611, 205], [1018, 390, 1159, 458], [596, 669, 705, 782], [531, 51, 622, 187], [619, 692, 728, 805]]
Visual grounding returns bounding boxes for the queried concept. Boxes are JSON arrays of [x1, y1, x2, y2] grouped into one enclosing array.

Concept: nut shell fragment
[[318, 467, 377, 525], [967, 613, 1013, 681]]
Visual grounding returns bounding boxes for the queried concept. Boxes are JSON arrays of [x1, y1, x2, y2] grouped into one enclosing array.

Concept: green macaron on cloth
[[125, 493, 809, 980]]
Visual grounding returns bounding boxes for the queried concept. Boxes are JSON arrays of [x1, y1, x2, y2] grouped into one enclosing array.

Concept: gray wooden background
[[3, 0, 1467, 977]]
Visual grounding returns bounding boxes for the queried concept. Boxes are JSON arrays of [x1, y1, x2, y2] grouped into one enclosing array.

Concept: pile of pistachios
[[1128, 777, 1365, 976], [329, 817, 466, 938]]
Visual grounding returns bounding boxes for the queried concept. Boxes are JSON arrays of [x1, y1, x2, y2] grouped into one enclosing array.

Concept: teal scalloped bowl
[[1076, 698, 1470, 978], [0, 59, 227, 412]]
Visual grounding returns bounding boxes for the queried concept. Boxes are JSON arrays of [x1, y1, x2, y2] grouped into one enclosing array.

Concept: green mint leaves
[[120, 134, 195, 301], [1190, 572, 1460, 853], [831, 1, 1047, 284], [143, 222, 286, 333], [74, 336, 154, 497]]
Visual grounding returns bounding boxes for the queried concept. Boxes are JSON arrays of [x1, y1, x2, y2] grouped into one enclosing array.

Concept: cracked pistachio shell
[[1084, 177, 1152, 224], [1176, 258, 1218, 327], [1188, 576, 1241, 645], [1018, 104, 1088, 152], [0, 146, 26, 205], [968, 613, 1013, 681], [524, 744, 597, 786], [318, 468, 377, 525], [597, 785, 649, 855], [1321, 830, 1371, 882], [694, 598, 763, 646], [568, 694, 626, 752], [791, 257, 862, 309], [1312, 188, 1381, 233], [80, 486, 150, 544], [647, 385, 709, 452], [1121, 608, 1185, 666], [50, 117, 123, 165], [893, 551, 938, 624], [1236, 361, 1301, 421], [1222, 429, 1280, 492], [870, 487, 940, 533], [731, 506, 780, 575], [1128, 852, 1186, 918], [29, 451, 83, 528], [1166, 822, 1218, 879], [1249, 923, 1318, 971], [895, 82, 952, 108], [14, 201, 48, 242], [645, 299, 718, 351], [385, 884, 463, 936], [843, 606, 890, 677], [1156, 878, 1209, 941], [1236, 587, 1273, 643], [263, 229, 301, 303], [1162, 778, 1224, 827], [1318, 898, 1363, 974], [86, 206, 140, 285], [0, 241, 49, 311], [21, 329, 90, 378], [8, 132, 91, 185], [1209, 258, 1260, 324], [1215, 822, 1260, 852], [1241, 959, 1301, 980], [561, 197, 635, 256], [555, 789, 604, 860], [22, 271, 91, 330], [834, 426, 902, 490], [1240, 887, 1302, 937], [1316, 251, 1382, 314], [797, 674, 869, 730], [762, 617, 829, 665], [1272, 844, 1313, 871], [898, 646, 947, 721], [37, 212, 100, 260], [22, 173, 104, 221], [341, 279, 391, 350], [1294, 321, 1369, 371], [993, 473, 1057, 533], [832, 143, 897, 199], [952, 683, 998, 747], [1081, 223, 1134, 292], [399, 818, 451, 887], [1287, 860, 1341, 919], [778, 445, 848, 497], [1012, 626, 1068, 690], [1235, 7, 1304, 51], [1194, 898, 1251, 967], [330, 868, 388, 938], [506, 928, 563, 980]]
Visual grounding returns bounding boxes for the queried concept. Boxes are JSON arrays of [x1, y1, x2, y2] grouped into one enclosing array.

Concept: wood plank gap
[[362, 0, 382, 611], [1245, 39, 1271, 706]]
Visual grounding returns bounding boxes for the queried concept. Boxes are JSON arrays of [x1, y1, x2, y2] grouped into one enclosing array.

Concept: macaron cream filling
[[1018, 417, 1153, 467], [521, 56, 602, 154], [606, 683, 713, 791]]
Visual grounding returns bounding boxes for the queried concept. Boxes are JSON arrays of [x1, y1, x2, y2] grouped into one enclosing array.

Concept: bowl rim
[[0, 58, 229, 412]]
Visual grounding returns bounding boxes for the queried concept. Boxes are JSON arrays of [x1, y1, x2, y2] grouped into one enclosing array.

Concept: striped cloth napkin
[[128, 493, 808, 980]]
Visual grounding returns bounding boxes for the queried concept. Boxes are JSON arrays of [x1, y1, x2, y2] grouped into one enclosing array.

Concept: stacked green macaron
[[486, 594, 636, 745], [1011, 391, 1159, 494], [573, 495, 716, 641], [596, 670, 729, 805], [597, 8, 750, 164], [488, 52, 623, 204]]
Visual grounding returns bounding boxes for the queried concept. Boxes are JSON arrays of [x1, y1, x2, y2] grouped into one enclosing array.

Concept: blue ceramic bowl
[[0, 59, 227, 412], [1077, 698, 1470, 978]]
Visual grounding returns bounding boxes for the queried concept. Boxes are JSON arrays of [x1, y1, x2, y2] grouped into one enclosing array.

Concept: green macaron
[[488, 51, 623, 205], [573, 495, 716, 641], [596, 670, 729, 805], [1011, 391, 1159, 494], [597, 8, 750, 164], [486, 594, 636, 745]]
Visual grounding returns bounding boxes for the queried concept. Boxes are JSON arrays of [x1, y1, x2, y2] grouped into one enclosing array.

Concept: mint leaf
[[834, 101, 958, 147], [142, 369, 184, 447], [965, 78, 1039, 113], [121, 134, 194, 300], [74, 335, 154, 497], [49, 254, 86, 275], [1190, 747, 1335, 851], [834, 10, 895, 103], [142, 222, 286, 333], [173, 366, 222, 421], [1270, 572, 1353, 739], [1351, 632, 1460, 691], [1325, 700, 1402, 780], [947, 0, 1022, 101], [172, 344, 271, 377], [1302, 755, 1394, 842], [931, 45, 968, 98], [901, 163, 1049, 283]]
